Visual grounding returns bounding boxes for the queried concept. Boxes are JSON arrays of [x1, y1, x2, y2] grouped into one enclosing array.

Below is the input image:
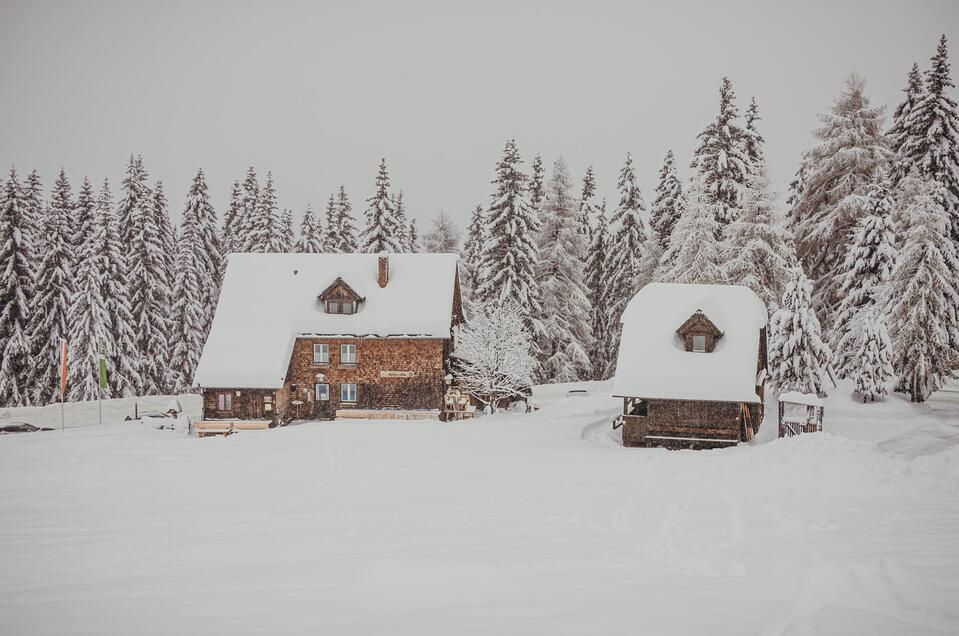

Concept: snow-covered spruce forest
[[2, 34, 959, 409]]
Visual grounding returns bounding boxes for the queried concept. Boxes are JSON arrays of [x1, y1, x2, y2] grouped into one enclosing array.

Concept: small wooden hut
[[777, 391, 823, 437]]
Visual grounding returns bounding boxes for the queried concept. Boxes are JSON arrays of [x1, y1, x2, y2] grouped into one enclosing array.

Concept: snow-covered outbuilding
[[194, 252, 463, 422], [612, 283, 768, 449]]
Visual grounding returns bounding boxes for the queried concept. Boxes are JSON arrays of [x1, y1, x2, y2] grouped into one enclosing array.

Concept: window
[[313, 343, 329, 364], [326, 301, 340, 314], [217, 393, 232, 411], [342, 302, 354, 314], [692, 335, 706, 353], [315, 383, 329, 401], [341, 383, 357, 403], [340, 343, 357, 365]]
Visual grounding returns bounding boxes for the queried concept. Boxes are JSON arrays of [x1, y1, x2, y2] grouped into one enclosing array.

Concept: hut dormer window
[[317, 277, 364, 315], [676, 310, 723, 353]]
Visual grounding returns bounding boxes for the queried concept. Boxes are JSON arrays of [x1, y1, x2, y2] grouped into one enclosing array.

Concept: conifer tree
[[26, 170, 75, 404], [97, 179, 140, 397], [767, 268, 832, 394], [650, 149, 685, 250], [169, 191, 205, 393], [536, 158, 593, 382], [422, 211, 461, 253], [900, 35, 959, 244], [831, 182, 897, 378], [75, 178, 97, 252], [886, 174, 959, 402], [117, 155, 151, 248], [322, 194, 340, 252], [408, 218, 419, 252], [0, 170, 34, 406], [22, 169, 43, 259], [153, 180, 176, 292], [248, 172, 284, 252], [792, 74, 892, 320], [182, 169, 221, 333], [849, 306, 895, 403], [744, 97, 765, 170], [222, 179, 243, 257], [888, 63, 925, 187], [461, 203, 485, 307], [297, 204, 324, 253], [238, 166, 260, 250], [585, 200, 611, 379], [691, 77, 750, 225], [578, 166, 597, 238], [336, 186, 359, 253], [475, 139, 543, 347], [529, 155, 545, 215], [361, 159, 403, 253], [723, 160, 792, 308], [281, 208, 295, 252], [392, 191, 409, 252], [604, 153, 651, 365], [659, 179, 725, 285]]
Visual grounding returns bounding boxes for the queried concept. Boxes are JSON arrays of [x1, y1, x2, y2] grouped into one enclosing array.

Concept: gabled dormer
[[676, 310, 723, 353], [317, 277, 364, 314]]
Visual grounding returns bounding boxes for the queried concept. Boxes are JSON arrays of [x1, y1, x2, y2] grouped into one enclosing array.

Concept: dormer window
[[317, 277, 364, 315], [676, 310, 723, 353]]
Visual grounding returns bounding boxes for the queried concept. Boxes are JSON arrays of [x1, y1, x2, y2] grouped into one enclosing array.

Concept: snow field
[[0, 381, 957, 634]]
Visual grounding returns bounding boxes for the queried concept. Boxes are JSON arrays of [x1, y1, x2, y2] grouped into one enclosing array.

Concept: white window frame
[[692, 335, 707, 353], [341, 383, 357, 403], [342, 301, 354, 314], [326, 301, 340, 314], [315, 383, 329, 401], [340, 343, 357, 365], [217, 392, 232, 411], [313, 343, 329, 364]]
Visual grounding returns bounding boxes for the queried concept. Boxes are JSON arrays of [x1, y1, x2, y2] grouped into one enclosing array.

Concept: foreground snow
[[1, 382, 957, 634]]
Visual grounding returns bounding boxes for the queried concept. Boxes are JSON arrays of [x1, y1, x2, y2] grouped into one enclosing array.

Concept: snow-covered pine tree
[[238, 166, 260, 252], [281, 208, 295, 252], [126, 170, 171, 396], [830, 181, 897, 378], [248, 172, 285, 253], [67, 180, 112, 402], [535, 157, 593, 382], [361, 159, 403, 253], [849, 306, 895, 403], [474, 139, 544, 349], [222, 179, 243, 257], [885, 173, 959, 402], [900, 35, 959, 244], [722, 159, 792, 308], [767, 267, 832, 395], [691, 77, 750, 225], [335, 186, 359, 253], [744, 97, 765, 171], [26, 170, 75, 404], [116, 155, 151, 248], [888, 63, 925, 188], [452, 299, 536, 412], [658, 178, 725, 285], [97, 179, 140, 397], [529, 154, 545, 215], [461, 203, 485, 308], [392, 191, 409, 252], [75, 178, 97, 252], [321, 194, 340, 252], [169, 189, 205, 393], [152, 180, 176, 292], [578, 166, 597, 238], [22, 169, 43, 260], [297, 204, 324, 253], [585, 199, 611, 379], [650, 149, 685, 250], [792, 74, 892, 322], [408, 218, 419, 252], [604, 153, 652, 369], [182, 169, 222, 334], [422, 211, 461, 253], [0, 170, 34, 407], [785, 163, 807, 233]]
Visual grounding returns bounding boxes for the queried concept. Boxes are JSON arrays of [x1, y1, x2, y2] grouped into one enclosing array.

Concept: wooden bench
[[195, 420, 272, 437]]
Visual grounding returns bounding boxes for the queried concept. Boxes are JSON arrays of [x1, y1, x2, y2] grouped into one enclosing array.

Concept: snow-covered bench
[[195, 420, 272, 437]]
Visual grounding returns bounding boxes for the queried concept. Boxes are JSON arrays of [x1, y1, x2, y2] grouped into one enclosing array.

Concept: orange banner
[[59, 339, 68, 397]]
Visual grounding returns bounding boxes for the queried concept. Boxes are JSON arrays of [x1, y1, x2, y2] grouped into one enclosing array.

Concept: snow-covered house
[[194, 252, 463, 422], [612, 283, 768, 449]]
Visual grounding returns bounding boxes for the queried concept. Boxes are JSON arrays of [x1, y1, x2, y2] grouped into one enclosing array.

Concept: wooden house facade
[[612, 283, 769, 450], [194, 252, 463, 423]]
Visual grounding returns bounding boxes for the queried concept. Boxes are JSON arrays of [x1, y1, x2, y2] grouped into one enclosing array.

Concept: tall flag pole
[[59, 338, 68, 431], [97, 338, 107, 426]]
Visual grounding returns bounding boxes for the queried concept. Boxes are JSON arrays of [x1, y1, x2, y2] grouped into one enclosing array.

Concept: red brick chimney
[[377, 252, 389, 288]]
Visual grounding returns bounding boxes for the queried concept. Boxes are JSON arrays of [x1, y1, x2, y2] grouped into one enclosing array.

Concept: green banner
[[97, 339, 108, 390]]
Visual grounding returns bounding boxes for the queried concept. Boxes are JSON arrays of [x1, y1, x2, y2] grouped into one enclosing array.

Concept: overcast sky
[[1, 0, 957, 230]]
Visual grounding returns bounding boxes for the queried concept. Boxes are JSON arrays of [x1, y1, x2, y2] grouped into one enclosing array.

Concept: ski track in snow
[[0, 381, 957, 634]]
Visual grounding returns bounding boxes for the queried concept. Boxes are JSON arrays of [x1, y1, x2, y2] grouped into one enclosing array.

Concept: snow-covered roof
[[778, 391, 823, 407], [194, 252, 460, 389], [612, 283, 768, 404]]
